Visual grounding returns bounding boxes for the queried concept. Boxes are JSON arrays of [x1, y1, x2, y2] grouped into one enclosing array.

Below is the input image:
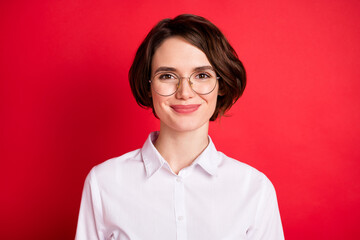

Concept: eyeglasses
[[149, 70, 220, 96]]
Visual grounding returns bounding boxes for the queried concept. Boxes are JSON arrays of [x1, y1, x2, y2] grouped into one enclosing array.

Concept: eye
[[158, 73, 177, 80], [195, 72, 212, 79]]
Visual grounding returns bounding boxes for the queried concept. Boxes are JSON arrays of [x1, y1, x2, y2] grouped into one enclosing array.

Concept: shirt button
[[176, 177, 182, 182], [177, 216, 184, 221]]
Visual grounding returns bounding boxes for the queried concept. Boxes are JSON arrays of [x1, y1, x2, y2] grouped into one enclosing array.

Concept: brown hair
[[129, 14, 246, 121]]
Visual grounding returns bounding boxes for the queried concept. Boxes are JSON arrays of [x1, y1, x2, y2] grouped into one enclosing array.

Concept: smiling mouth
[[170, 104, 201, 113]]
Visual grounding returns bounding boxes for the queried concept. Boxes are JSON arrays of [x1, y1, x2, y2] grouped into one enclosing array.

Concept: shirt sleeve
[[248, 176, 285, 240], [75, 168, 104, 240]]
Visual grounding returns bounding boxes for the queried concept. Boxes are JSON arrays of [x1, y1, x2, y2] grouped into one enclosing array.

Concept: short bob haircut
[[129, 14, 246, 121]]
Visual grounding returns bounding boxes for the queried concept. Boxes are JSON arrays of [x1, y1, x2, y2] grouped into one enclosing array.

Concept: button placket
[[174, 175, 187, 240]]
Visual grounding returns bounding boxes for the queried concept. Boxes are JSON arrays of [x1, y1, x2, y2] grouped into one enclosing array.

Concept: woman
[[75, 14, 284, 240]]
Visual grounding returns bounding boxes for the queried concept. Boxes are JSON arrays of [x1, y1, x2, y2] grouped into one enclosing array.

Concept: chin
[[167, 118, 209, 133]]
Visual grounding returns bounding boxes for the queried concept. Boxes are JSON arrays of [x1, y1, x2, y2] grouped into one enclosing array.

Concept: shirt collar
[[193, 135, 221, 176], [141, 132, 166, 178], [141, 132, 222, 178]]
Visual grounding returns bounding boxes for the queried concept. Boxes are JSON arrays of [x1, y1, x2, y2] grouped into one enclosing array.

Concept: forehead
[[151, 36, 211, 73]]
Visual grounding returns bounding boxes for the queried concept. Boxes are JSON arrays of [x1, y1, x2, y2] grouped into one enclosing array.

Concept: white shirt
[[75, 132, 284, 240]]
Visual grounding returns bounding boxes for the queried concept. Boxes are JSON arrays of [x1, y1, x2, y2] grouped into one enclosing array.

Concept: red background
[[1, 0, 359, 239]]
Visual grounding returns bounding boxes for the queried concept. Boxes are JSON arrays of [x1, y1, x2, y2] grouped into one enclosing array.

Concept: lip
[[170, 104, 201, 113]]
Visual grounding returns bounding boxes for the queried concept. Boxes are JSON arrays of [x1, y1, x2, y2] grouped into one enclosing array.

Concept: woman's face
[[151, 36, 219, 133]]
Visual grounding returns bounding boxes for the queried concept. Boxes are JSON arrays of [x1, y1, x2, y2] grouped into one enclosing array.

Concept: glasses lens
[[190, 70, 217, 95], [151, 70, 218, 96], [152, 72, 179, 96]]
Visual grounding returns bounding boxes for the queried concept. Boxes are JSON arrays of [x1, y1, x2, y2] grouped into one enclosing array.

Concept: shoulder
[[87, 148, 142, 184], [96, 149, 141, 170], [218, 151, 275, 191], [218, 151, 263, 177]]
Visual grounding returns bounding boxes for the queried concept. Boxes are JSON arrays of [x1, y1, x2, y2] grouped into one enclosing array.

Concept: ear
[[216, 77, 225, 96], [218, 89, 225, 96], [147, 83, 152, 97], [218, 84, 225, 96]]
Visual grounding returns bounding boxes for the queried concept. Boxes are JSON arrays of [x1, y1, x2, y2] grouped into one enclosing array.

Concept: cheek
[[210, 97, 218, 114], [208, 93, 220, 118], [208, 89, 219, 110], [151, 96, 160, 113], [151, 93, 167, 117]]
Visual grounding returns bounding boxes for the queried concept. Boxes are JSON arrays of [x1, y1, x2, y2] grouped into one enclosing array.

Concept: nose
[[175, 77, 196, 99]]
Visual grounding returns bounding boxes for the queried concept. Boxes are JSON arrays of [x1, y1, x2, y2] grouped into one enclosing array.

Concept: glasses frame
[[149, 71, 220, 97]]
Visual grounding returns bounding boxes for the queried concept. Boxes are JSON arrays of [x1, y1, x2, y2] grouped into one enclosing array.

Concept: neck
[[154, 122, 209, 174]]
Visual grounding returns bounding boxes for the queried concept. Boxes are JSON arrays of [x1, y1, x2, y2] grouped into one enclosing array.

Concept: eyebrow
[[153, 65, 214, 75]]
